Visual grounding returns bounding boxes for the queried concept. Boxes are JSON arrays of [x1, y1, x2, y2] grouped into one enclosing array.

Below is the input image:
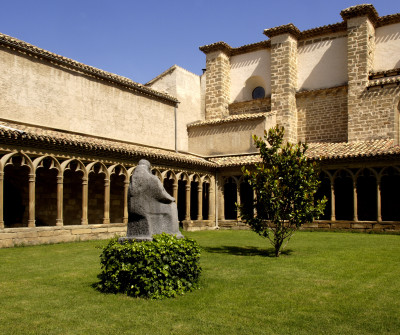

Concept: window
[[252, 86, 265, 100]]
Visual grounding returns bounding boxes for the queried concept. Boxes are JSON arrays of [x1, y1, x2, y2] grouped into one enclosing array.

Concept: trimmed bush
[[96, 233, 201, 299]]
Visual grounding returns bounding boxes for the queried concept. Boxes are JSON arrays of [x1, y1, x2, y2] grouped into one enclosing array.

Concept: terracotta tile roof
[[340, 4, 379, 25], [0, 32, 178, 105], [377, 13, 400, 27], [0, 121, 215, 168], [208, 139, 400, 167], [264, 23, 301, 39], [187, 113, 266, 128], [199, 41, 270, 56]]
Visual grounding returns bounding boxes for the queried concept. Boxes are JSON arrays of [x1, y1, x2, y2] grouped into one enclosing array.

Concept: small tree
[[239, 126, 326, 257]]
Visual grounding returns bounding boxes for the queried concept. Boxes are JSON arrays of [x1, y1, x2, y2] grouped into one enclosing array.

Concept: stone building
[[1, 4, 400, 247]]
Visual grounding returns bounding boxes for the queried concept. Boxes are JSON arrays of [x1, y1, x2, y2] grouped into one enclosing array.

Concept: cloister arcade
[[0, 150, 215, 229], [219, 165, 400, 226]]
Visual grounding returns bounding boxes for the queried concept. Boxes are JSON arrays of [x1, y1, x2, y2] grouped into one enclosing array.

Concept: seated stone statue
[[122, 159, 183, 241]]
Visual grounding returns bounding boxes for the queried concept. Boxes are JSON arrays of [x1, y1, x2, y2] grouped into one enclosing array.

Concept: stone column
[[236, 183, 241, 220], [377, 179, 382, 222], [56, 174, 63, 226], [353, 180, 358, 222], [28, 173, 36, 227], [264, 24, 299, 143], [81, 176, 88, 225], [123, 180, 129, 224], [218, 178, 225, 221], [208, 182, 215, 223], [0, 171, 4, 229], [341, 4, 378, 142], [199, 43, 231, 120], [172, 181, 178, 205], [253, 190, 257, 217], [185, 183, 191, 221], [197, 183, 203, 220], [103, 178, 110, 224], [330, 183, 336, 221]]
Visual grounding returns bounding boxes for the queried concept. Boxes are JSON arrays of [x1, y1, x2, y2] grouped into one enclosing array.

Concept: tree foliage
[[239, 126, 326, 257]]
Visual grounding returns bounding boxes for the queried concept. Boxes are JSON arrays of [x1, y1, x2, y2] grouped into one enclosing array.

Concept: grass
[[0, 230, 399, 335]]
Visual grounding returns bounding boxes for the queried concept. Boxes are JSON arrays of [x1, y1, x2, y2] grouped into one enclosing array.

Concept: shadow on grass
[[202, 245, 293, 257]]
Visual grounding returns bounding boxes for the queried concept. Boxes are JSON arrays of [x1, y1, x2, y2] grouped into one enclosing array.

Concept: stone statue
[[121, 159, 183, 241]]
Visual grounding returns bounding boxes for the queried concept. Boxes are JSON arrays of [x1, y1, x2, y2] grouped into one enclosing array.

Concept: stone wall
[[204, 50, 231, 119], [0, 46, 177, 150], [229, 98, 271, 115], [0, 223, 127, 248], [267, 28, 298, 143], [297, 86, 348, 143]]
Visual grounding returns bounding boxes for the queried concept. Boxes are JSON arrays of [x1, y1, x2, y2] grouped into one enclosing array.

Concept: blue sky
[[1, 0, 399, 84]]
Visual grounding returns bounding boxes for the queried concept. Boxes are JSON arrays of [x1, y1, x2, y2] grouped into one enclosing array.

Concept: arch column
[[81, 176, 88, 225], [197, 183, 203, 220], [185, 183, 191, 221], [377, 179, 382, 222], [330, 183, 336, 221], [236, 183, 241, 220], [0, 171, 4, 228], [56, 174, 63, 226], [28, 173, 36, 227], [353, 180, 358, 222], [218, 179, 225, 221], [208, 182, 215, 223], [172, 181, 178, 205], [123, 180, 129, 224], [103, 178, 110, 224]]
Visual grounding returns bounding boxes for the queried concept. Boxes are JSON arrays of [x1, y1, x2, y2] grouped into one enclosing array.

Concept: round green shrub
[[96, 233, 201, 299]]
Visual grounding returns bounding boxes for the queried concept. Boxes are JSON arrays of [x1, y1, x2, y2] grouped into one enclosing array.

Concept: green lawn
[[0, 230, 399, 335]]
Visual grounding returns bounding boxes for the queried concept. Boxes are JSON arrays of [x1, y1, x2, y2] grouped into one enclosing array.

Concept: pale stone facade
[[1, 4, 400, 247]]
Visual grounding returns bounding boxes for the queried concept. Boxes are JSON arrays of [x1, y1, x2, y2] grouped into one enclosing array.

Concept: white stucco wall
[[0, 48, 176, 150], [147, 66, 202, 152], [374, 23, 400, 72], [297, 36, 347, 91], [230, 49, 271, 102]]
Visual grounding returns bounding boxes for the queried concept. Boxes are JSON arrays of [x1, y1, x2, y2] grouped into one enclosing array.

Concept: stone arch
[[61, 159, 86, 225], [355, 168, 378, 221], [86, 161, 108, 225], [237, 175, 253, 219], [223, 176, 239, 220], [108, 164, 128, 223], [380, 166, 400, 221], [33, 155, 62, 226], [162, 170, 177, 198], [333, 168, 355, 221], [315, 169, 333, 220], [189, 173, 201, 220], [176, 172, 189, 222], [152, 168, 162, 181], [200, 175, 212, 220], [1, 152, 33, 227]]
